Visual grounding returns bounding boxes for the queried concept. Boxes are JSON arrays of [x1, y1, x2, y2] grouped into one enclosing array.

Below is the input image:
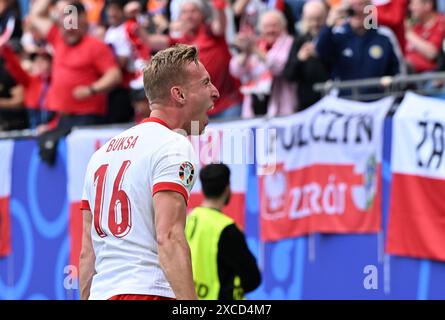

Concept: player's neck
[[149, 109, 185, 131]]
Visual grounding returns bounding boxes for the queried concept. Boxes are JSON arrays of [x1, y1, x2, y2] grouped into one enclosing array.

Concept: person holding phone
[[316, 0, 404, 100]]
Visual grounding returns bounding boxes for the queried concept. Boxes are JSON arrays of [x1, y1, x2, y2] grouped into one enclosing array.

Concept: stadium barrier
[[314, 71, 445, 101]]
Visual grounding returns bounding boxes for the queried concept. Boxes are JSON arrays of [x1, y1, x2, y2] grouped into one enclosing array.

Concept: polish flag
[[387, 93, 445, 261]]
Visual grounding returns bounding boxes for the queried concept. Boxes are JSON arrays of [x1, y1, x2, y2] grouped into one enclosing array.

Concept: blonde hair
[[143, 44, 199, 104]]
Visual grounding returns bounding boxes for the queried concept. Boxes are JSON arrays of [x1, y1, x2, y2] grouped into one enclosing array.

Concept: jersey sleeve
[[151, 135, 197, 203]]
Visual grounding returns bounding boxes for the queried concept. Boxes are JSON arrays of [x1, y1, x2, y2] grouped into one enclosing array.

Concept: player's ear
[[171, 86, 186, 105]]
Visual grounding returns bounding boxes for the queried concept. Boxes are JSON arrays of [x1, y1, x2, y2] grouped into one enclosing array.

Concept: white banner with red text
[[257, 95, 393, 241]]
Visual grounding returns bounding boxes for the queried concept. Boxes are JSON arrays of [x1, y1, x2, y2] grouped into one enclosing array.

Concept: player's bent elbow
[[79, 239, 95, 263], [156, 233, 168, 247], [156, 229, 188, 259], [156, 229, 179, 248]]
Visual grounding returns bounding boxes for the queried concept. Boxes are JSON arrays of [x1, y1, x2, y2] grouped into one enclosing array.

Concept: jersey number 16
[[93, 160, 132, 238]]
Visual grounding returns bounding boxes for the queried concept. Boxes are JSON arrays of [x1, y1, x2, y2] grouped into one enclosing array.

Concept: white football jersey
[[81, 117, 197, 300]]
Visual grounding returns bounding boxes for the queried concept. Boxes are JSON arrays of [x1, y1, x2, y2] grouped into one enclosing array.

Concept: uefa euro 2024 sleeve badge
[[179, 161, 194, 186]]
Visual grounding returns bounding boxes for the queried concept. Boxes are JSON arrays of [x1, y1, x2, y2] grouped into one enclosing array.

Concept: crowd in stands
[[0, 0, 445, 132]]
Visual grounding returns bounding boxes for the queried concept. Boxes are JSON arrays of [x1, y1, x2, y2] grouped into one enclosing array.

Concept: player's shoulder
[[136, 119, 193, 147], [89, 120, 193, 162]]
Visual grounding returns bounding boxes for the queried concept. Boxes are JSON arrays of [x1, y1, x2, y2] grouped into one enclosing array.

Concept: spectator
[[0, 53, 27, 131], [170, 0, 238, 44], [123, 1, 152, 122], [316, 0, 403, 99], [104, 0, 137, 124], [0, 0, 23, 50], [169, 0, 243, 119], [405, 0, 445, 73], [232, 0, 264, 34], [29, 0, 122, 130], [283, 0, 329, 111], [230, 9, 296, 117], [232, 0, 296, 35], [1, 44, 53, 129]]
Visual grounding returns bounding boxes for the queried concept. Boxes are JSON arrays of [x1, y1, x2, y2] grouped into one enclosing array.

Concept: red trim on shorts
[[140, 117, 172, 130], [80, 200, 91, 211], [153, 182, 188, 203], [108, 294, 175, 300]]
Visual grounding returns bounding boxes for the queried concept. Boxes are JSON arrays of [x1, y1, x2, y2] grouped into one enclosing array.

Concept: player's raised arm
[[153, 191, 197, 300], [79, 209, 96, 300]]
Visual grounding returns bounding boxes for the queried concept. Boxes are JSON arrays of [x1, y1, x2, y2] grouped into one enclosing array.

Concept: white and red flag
[[258, 96, 393, 241], [387, 92, 445, 261]]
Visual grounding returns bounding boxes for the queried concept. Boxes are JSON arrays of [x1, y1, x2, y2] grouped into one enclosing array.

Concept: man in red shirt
[[405, 0, 445, 72], [29, 0, 122, 129]]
